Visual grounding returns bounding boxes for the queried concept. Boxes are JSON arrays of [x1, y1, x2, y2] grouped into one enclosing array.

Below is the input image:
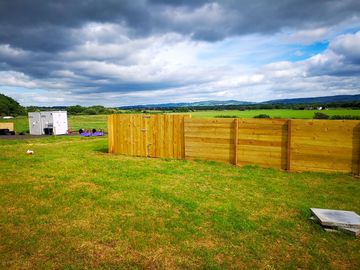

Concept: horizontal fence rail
[[108, 114, 360, 174]]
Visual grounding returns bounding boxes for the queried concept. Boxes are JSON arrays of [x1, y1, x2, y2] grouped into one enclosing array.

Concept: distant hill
[[120, 100, 254, 109], [119, 94, 360, 109], [262, 94, 360, 104], [0, 93, 25, 116]]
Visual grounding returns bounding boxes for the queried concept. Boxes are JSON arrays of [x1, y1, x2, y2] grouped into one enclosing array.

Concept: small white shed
[[28, 111, 68, 135]]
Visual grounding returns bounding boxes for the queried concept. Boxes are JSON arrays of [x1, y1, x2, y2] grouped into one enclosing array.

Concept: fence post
[[234, 118, 239, 165], [107, 115, 110, 153], [107, 115, 113, 153], [182, 115, 190, 159], [358, 128, 360, 176], [287, 119, 292, 171]]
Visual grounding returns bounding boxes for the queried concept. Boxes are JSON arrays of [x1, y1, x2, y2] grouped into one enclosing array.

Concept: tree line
[[0, 93, 121, 116], [161, 101, 360, 111], [2, 92, 360, 117]]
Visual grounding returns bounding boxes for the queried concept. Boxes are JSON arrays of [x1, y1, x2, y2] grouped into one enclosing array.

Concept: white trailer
[[28, 111, 68, 135]]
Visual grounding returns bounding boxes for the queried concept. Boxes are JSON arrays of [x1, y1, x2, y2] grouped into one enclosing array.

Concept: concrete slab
[[310, 208, 360, 229]]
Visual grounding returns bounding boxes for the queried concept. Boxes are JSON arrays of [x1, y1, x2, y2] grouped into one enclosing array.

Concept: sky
[[0, 0, 360, 107]]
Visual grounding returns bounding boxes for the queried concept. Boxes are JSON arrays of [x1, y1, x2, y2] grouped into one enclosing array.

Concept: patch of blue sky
[[337, 25, 360, 36], [0, 86, 33, 94], [0, 86, 48, 100], [196, 35, 290, 70], [196, 35, 329, 69], [286, 42, 329, 62]]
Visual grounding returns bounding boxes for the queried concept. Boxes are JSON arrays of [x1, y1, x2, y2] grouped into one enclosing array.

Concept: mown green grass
[[67, 114, 108, 132], [0, 137, 359, 269]]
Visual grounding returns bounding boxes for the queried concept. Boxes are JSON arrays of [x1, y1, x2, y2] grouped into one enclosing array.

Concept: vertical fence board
[[234, 119, 238, 165], [107, 115, 113, 153], [287, 119, 292, 171], [173, 115, 180, 159], [108, 114, 188, 159]]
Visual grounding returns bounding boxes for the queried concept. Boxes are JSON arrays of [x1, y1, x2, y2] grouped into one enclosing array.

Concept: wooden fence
[[108, 114, 360, 174], [108, 114, 190, 159]]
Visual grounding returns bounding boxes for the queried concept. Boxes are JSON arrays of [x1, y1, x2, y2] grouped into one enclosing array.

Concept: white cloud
[[0, 44, 28, 58], [0, 71, 37, 88], [161, 2, 233, 35], [2, 25, 360, 106], [286, 27, 329, 44], [329, 31, 360, 60]]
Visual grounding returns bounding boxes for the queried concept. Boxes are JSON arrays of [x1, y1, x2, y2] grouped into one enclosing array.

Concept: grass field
[[0, 136, 359, 268], [1, 109, 360, 134]]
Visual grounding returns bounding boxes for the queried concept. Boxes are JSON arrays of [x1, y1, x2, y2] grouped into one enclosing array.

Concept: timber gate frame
[[108, 114, 190, 159]]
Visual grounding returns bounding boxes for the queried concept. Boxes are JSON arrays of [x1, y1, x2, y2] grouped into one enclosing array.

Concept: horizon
[[1, 1, 360, 106], [6, 93, 360, 108]]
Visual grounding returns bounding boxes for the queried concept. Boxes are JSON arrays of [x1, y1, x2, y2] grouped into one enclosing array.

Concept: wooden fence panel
[[108, 114, 189, 159], [184, 118, 236, 163], [237, 119, 288, 169], [109, 115, 360, 174], [290, 120, 360, 173]]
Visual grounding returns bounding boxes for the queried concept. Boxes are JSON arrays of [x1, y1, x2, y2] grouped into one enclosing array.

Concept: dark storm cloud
[[1, 0, 360, 52], [0, 24, 75, 52], [0, 0, 153, 52], [0, 0, 358, 68], [0, 0, 149, 28], [1, 0, 360, 103]]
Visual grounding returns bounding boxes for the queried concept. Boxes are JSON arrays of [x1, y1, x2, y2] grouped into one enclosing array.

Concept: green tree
[[0, 93, 25, 116], [67, 105, 85, 115]]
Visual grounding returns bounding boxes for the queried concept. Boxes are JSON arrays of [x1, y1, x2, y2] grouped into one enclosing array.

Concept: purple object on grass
[[80, 132, 104, 137]]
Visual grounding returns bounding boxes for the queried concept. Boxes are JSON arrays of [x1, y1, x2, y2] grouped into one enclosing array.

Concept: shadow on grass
[[94, 146, 109, 153]]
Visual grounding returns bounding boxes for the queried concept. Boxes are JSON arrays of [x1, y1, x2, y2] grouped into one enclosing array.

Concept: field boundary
[[108, 114, 360, 174]]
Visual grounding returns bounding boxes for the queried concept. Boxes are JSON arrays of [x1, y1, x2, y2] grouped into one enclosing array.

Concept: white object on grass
[[28, 111, 68, 135]]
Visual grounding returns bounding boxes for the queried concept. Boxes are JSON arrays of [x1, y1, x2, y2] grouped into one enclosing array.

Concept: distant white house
[[28, 111, 68, 135], [2, 116, 14, 119]]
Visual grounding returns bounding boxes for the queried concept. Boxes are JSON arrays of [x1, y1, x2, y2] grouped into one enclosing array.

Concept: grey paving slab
[[310, 208, 360, 229], [338, 227, 360, 237]]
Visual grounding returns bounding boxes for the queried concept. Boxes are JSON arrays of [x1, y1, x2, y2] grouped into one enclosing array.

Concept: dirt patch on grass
[[194, 238, 217, 249]]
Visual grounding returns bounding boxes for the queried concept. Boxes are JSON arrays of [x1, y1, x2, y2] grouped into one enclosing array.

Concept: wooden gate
[[108, 114, 190, 159]]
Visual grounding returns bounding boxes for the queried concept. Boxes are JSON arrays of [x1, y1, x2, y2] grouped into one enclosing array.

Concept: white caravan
[[28, 111, 68, 135]]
